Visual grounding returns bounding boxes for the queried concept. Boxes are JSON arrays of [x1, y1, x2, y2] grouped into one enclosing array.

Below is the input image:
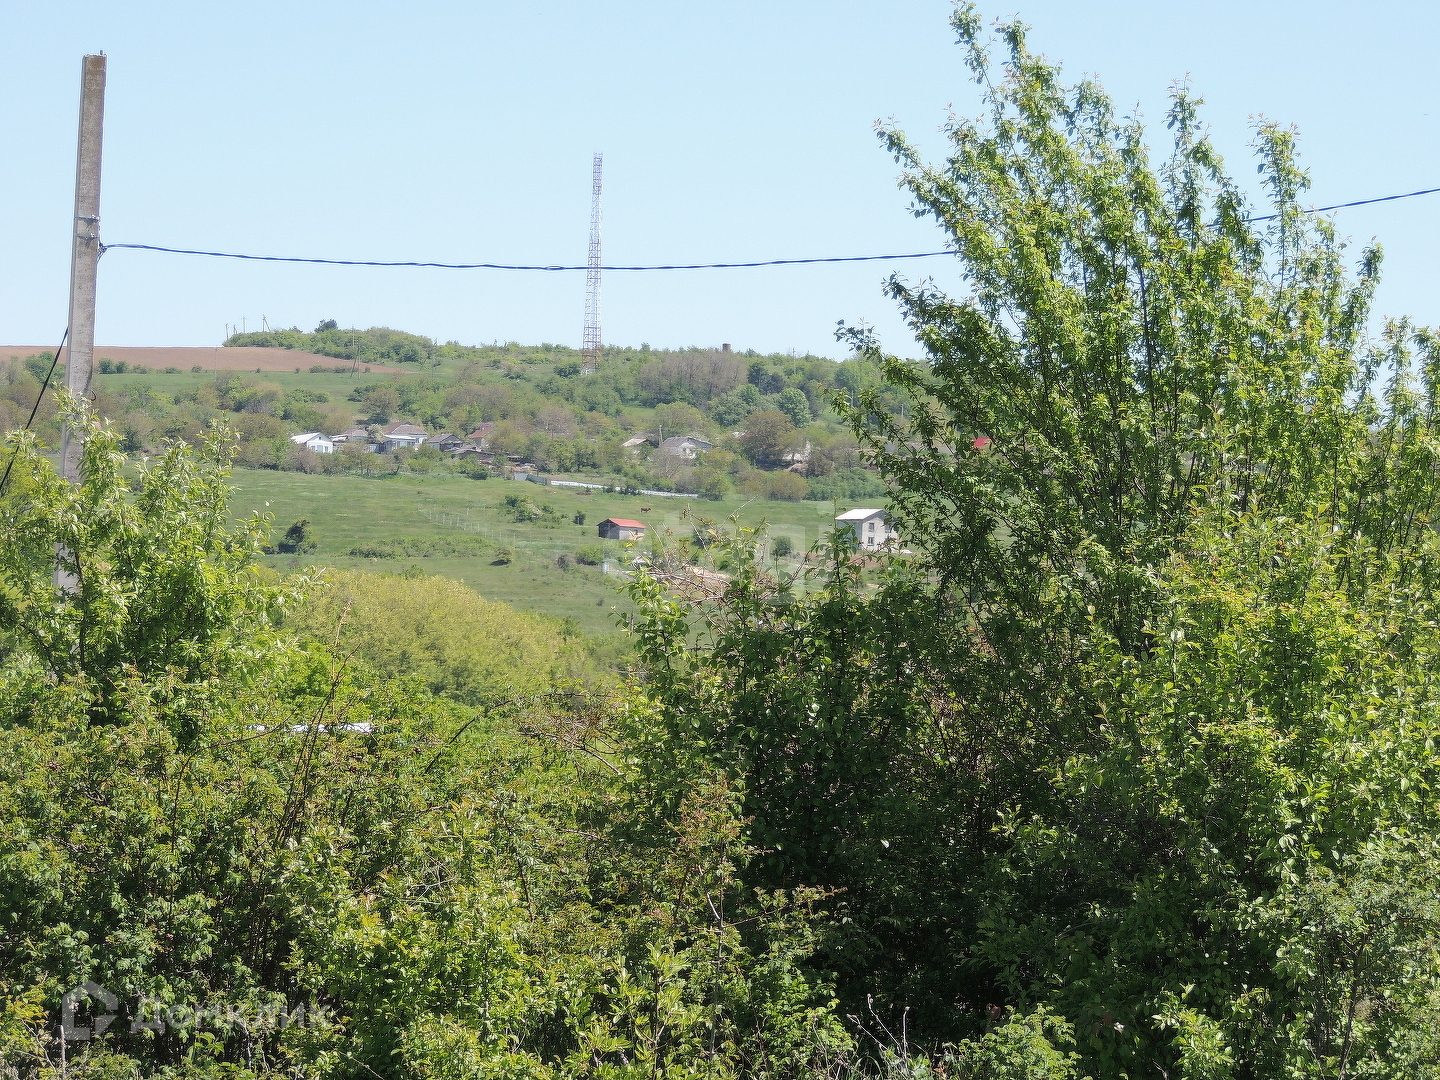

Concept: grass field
[[101, 363, 867, 641], [99, 366, 383, 400], [229, 468, 858, 638]]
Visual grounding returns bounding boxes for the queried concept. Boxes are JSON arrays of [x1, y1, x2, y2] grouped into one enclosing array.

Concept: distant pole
[[58, 53, 106, 484], [580, 152, 603, 375]]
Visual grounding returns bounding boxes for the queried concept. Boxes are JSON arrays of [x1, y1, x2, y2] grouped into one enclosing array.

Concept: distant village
[[291, 420, 898, 550], [295, 422, 752, 468]]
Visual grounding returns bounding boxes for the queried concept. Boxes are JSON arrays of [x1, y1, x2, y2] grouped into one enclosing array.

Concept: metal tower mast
[[581, 152, 602, 375]]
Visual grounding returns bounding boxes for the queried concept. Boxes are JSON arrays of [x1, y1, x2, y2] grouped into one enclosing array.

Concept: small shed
[[428, 432, 467, 452], [598, 517, 648, 541]]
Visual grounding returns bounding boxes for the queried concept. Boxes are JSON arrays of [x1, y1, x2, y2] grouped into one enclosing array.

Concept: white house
[[835, 508, 897, 550], [382, 421, 429, 451], [290, 432, 334, 454], [657, 434, 714, 459]]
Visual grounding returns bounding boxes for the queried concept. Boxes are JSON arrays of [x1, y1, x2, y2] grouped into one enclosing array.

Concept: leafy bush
[[345, 535, 491, 559], [0, 407, 294, 726], [739, 469, 809, 501], [346, 543, 396, 558], [621, 9, 1440, 1077], [0, 403, 847, 1078], [807, 467, 887, 502], [575, 543, 604, 566], [286, 568, 584, 704]]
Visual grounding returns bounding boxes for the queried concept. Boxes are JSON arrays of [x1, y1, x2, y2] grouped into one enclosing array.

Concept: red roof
[[602, 518, 647, 529]]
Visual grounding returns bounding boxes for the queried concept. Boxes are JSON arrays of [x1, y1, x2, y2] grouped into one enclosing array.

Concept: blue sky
[[3, 1, 1437, 358]]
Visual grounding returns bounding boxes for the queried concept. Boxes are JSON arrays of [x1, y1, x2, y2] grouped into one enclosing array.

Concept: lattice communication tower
[[581, 152, 603, 375]]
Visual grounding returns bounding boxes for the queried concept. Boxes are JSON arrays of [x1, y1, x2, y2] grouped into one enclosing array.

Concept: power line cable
[[0, 328, 69, 497], [99, 184, 1440, 272], [101, 244, 955, 270], [1245, 185, 1440, 223]]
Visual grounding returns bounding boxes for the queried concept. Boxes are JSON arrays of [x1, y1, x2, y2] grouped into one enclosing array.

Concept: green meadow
[[228, 468, 858, 638], [100, 366, 376, 400]]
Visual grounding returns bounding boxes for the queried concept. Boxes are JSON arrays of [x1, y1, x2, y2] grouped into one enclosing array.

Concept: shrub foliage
[[620, 8, 1440, 1078]]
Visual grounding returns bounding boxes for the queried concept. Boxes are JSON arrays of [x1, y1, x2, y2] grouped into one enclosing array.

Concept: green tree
[[0, 401, 297, 729], [775, 386, 811, 426], [625, 8, 1440, 1078], [653, 400, 711, 438], [285, 568, 588, 705], [709, 384, 763, 427], [737, 409, 798, 468], [694, 469, 733, 501], [363, 385, 401, 422]]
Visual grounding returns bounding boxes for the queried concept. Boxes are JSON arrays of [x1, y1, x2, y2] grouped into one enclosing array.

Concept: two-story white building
[[835, 508, 898, 550]]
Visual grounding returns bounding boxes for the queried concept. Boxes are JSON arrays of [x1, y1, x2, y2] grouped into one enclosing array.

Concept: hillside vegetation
[[286, 569, 593, 705], [73, 330, 899, 503], [11, 8, 1440, 1080]]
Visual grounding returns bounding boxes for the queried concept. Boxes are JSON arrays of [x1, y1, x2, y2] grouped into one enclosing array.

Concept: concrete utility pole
[[59, 53, 106, 483]]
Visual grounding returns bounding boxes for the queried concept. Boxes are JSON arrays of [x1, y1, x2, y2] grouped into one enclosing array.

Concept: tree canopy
[[622, 6, 1440, 1078]]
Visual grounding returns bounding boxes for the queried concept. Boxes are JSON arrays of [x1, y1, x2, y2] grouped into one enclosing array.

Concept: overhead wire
[[1245, 185, 1440, 224], [0, 328, 69, 497], [99, 183, 1440, 272], [5, 182, 1433, 500], [100, 244, 955, 270]]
